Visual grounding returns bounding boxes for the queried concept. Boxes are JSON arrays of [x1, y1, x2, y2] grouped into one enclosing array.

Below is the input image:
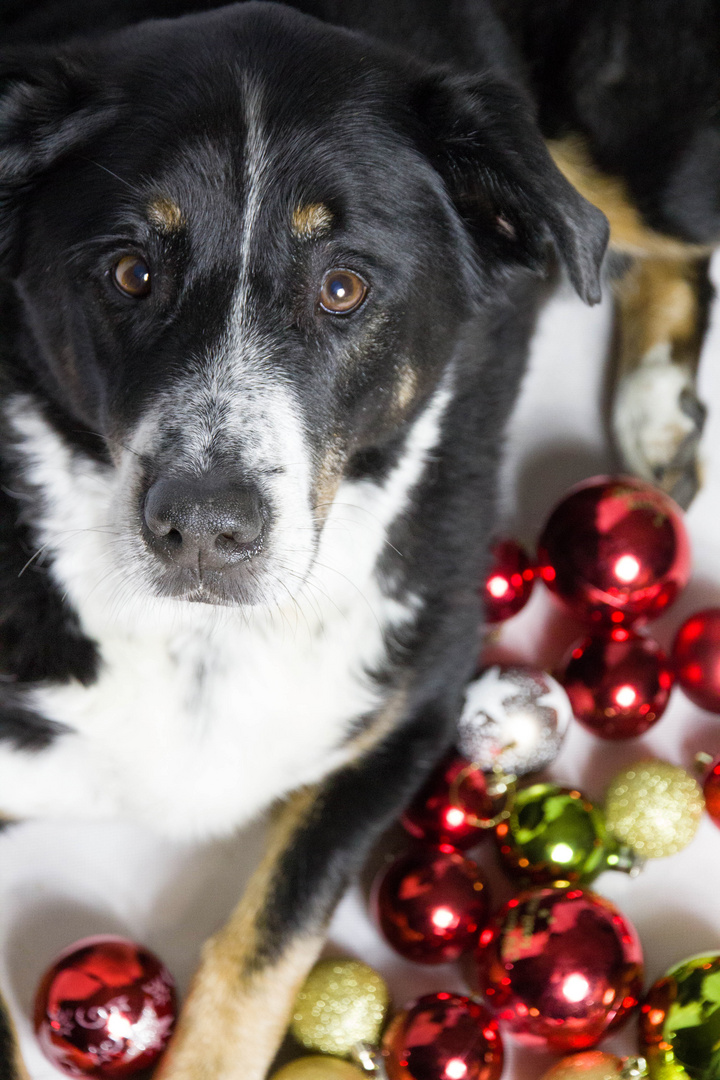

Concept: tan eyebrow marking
[[146, 196, 186, 233], [291, 203, 333, 239]]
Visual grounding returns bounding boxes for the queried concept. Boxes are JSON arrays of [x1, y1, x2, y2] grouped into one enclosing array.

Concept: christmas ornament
[[604, 760, 704, 858], [561, 628, 674, 740], [640, 951, 720, 1079], [484, 538, 535, 623], [375, 848, 490, 964], [381, 992, 503, 1080], [672, 608, 720, 713], [537, 476, 690, 625], [401, 752, 495, 850], [700, 754, 720, 829], [495, 783, 640, 886], [270, 1057, 367, 1080], [475, 885, 643, 1051], [457, 666, 572, 776], [34, 935, 176, 1078], [539, 1052, 648, 1080], [291, 959, 389, 1057]]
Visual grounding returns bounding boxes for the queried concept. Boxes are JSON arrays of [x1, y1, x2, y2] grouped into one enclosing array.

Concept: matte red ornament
[[537, 476, 690, 625], [475, 885, 643, 1052], [561, 627, 674, 739], [382, 992, 504, 1080], [34, 936, 176, 1078], [375, 849, 490, 964], [672, 608, 720, 713], [484, 539, 535, 623], [401, 753, 495, 851]]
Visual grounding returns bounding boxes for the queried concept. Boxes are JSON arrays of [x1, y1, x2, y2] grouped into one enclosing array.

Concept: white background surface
[[3, 262, 720, 1080]]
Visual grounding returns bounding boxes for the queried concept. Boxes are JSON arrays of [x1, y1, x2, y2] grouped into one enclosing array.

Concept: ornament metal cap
[[619, 1058, 648, 1080]]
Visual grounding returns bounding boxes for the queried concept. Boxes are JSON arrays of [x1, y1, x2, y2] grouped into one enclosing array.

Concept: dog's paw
[[611, 343, 706, 509]]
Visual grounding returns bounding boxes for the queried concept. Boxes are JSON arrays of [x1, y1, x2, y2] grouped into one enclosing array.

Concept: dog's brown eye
[[319, 269, 367, 314], [113, 255, 151, 298]]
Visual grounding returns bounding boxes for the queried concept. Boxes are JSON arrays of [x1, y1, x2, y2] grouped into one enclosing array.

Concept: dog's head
[[0, 2, 608, 607]]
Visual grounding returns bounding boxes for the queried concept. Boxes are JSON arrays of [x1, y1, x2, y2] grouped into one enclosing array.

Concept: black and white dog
[[3, 2, 718, 1078]]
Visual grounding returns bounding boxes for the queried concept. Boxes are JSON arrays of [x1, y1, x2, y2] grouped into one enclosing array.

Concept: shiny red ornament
[[672, 608, 720, 713], [375, 849, 490, 965], [484, 539, 535, 623], [702, 757, 720, 828], [402, 753, 494, 851], [537, 476, 690, 625], [34, 936, 177, 1078], [382, 992, 504, 1080], [475, 886, 643, 1052], [560, 627, 674, 739]]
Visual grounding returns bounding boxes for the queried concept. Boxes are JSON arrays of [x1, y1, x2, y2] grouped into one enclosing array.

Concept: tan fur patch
[[613, 257, 706, 376], [548, 136, 712, 261], [345, 686, 409, 758], [312, 437, 346, 524], [0, 996, 32, 1080], [154, 788, 322, 1080], [147, 196, 186, 233], [291, 203, 333, 239], [395, 364, 419, 413]]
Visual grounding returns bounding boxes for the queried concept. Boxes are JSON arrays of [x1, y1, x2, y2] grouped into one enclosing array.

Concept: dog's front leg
[[0, 989, 32, 1080], [155, 711, 449, 1080], [610, 255, 713, 509]]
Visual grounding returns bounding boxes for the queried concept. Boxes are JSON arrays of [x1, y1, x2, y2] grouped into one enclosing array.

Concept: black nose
[[143, 472, 265, 570]]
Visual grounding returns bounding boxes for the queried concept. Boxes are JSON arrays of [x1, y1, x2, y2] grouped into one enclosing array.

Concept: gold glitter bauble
[[291, 959, 390, 1057], [271, 1056, 366, 1080], [605, 760, 704, 858], [540, 1052, 647, 1080]]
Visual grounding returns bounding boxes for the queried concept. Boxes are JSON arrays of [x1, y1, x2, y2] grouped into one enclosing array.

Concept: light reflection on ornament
[[550, 843, 575, 865], [445, 1059, 468, 1079], [613, 684, 637, 708], [488, 575, 510, 599], [432, 907, 458, 931], [562, 974, 591, 1003], [613, 555, 641, 584], [445, 807, 466, 829]]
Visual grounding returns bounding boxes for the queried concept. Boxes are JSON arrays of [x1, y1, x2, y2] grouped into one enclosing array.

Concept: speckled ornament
[[539, 1052, 648, 1080], [291, 959, 389, 1058], [457, 666, 572, 776], [604, 760, 704, 858], [270, 1057, 367, 1080], [641, 952, 720, 1079]]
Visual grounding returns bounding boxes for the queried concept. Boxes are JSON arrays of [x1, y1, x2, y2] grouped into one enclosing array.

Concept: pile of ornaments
[[30, 477, 720, 1080]]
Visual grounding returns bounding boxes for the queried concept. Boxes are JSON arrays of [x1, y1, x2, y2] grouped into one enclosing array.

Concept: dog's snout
[[144, 473, 265, 570]]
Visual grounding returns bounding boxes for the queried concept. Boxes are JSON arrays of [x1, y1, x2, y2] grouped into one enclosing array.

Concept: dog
[[1, 2, 717, 1078]]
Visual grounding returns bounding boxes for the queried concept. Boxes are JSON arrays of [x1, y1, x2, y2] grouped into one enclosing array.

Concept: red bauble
[[382, 993, 503, 1080], [375, 849, 490, 964], [672, 608, 720, 713], [702, 757, 720, 828], [484, 539, 535, 623], [34, 936, 176, 1078], [537, 476, 690, 625], [561, 627, 674, 739], [402, 753, 494, 851], [475, 886, 643, 1052]]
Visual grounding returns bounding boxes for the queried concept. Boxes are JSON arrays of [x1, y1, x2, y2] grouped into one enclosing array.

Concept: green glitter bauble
[[641, 952, 720, 1079], [495, 782, 634, 885], [291, 959, 390, 1057]]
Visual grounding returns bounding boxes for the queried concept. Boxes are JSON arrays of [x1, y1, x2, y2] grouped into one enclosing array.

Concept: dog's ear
[[0, 49, 119, 265], [414, 72, 609, 304]]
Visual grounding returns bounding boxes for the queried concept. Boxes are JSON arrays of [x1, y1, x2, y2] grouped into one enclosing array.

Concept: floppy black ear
[[416, 72, 609, 304], [0, 48, 119, 264]]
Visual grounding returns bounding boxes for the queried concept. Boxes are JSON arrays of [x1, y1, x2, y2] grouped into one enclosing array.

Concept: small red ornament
[[475, 885, 643, 1052], [702, 757, 720, 828], [402, 753, 494, 851], [375, 849, 490, 965], [672, 608, 720, 713], [560, 627, 674, 739], [382, 992, 504, 1080], [34, 936, 176, 1078], [537, 476, 690, 625], [484, 539, 535, 623]]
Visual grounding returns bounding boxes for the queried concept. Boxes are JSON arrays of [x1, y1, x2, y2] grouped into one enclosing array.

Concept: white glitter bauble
[[457, 665, 572, 775]]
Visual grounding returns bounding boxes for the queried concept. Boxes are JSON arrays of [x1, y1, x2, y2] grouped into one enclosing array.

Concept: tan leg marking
[[155, 787, 324, 1080], [0, 994, 32, 1080], [547, 136, 712, 260]]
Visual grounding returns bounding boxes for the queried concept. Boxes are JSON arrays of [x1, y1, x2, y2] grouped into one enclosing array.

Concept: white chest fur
[[0, 387, 449, 839]]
